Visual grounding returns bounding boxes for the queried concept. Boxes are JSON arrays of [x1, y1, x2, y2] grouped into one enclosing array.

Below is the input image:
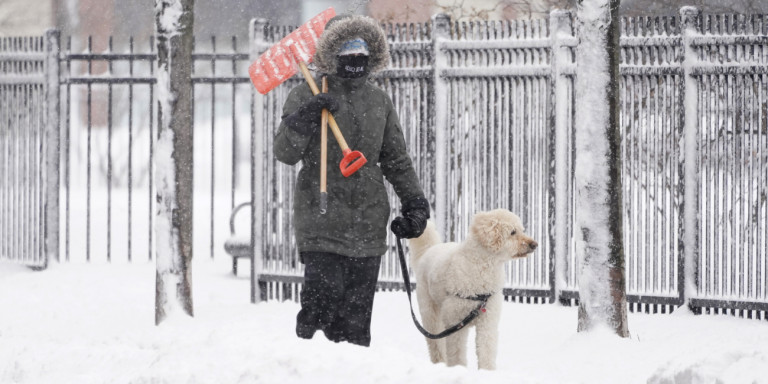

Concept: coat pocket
[[350, 167, 391, 240]]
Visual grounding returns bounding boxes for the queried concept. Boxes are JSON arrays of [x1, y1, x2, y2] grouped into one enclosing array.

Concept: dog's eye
[[510, 230, 517, 236]]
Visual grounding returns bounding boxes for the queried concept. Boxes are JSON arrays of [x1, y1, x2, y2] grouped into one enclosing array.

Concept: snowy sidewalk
[[1, 259, 767, 384]]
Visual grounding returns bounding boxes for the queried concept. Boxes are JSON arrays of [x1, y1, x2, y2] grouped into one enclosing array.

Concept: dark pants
[[296, 252, 382, 347]]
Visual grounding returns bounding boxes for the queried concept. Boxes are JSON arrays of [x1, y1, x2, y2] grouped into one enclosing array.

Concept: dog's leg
[[417, 291, 445, 363], [444, 329, 469, 367], [474, 299, 501, 370], [425, 310, 445, 364], [444, 328, 469, 367]]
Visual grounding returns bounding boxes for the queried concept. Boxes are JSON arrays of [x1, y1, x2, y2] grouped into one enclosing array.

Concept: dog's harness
[[457, 293, 493, 302], [395, 236, 492, 340]]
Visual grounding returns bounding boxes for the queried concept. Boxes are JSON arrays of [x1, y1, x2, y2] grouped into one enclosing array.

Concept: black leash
[[395, 236, 489, 340]]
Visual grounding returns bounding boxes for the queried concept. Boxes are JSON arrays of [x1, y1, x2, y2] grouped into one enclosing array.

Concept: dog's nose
[[529, 241, 538, 250]]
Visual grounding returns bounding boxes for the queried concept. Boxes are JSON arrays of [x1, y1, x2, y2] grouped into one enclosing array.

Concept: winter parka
[[272, 16, 426, 258]]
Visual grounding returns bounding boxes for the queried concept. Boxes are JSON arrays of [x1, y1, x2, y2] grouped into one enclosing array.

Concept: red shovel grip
[[340, 149, 367, 177]]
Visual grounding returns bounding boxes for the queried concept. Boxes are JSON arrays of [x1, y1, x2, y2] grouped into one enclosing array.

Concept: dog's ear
[[471, 212, 506, 252]]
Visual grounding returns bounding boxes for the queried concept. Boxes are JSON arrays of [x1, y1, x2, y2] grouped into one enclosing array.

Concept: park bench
[[223, 202, 252, 276]]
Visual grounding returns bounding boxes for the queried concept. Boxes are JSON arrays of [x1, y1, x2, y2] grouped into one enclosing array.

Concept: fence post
[[549, 10, 572, 304], [432, 13, 451, 240], [250, 18, 269, 304], [680, 6, 701, 310], [44, 29, 61, 268]]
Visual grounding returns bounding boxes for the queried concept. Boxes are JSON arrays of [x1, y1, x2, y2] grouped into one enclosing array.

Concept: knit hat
[[338, 38, 369, 56]]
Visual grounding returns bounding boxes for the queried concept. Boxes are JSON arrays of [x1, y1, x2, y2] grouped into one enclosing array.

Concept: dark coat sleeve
[[273, 84, 314, 166], [378, 97, 426, 203]]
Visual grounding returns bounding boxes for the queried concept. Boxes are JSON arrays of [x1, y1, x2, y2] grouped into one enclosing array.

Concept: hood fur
[[313, 15, 390, 75]]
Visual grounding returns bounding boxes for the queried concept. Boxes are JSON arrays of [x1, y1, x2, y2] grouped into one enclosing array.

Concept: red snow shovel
[[248, 7, 367, 178], [295, 62, 366, 177]]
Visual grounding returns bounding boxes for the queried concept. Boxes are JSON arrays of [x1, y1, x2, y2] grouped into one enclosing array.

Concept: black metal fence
[[1, 8, 766, 320], [56, 34, 253, 265], [250, 10, 768, 319], [0, 32, 58, 270]]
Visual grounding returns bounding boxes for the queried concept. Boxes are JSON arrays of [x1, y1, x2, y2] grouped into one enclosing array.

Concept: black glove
[[390, 197, 430, 239], [283, 93, 339, 136]]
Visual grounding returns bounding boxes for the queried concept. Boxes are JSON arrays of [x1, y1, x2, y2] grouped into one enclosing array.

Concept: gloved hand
[[390, 197, 430, 239], [283, 93, 339, 136]]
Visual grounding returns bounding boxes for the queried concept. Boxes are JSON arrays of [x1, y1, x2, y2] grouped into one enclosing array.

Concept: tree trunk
[[574, 0, 629, 337], [154, 0, 194, 325]]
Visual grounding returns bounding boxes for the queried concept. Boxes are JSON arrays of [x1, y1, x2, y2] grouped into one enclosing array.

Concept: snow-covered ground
[[2, 258, 767, 384]]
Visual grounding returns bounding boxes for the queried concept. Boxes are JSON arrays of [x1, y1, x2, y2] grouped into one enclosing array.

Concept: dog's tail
[[407, 220, 442, 265]]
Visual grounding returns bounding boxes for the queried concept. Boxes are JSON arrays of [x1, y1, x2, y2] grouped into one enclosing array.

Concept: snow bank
[[649, 350, 768, 384], [1, 260, 767, 383]]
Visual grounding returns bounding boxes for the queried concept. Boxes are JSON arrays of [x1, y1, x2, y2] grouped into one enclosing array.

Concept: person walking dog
[[272, 14, 429, 347]]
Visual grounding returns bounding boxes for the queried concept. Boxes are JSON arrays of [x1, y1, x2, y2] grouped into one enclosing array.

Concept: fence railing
[[251, 9, 768, 317], [1, 8, 766, 318], [0, 32, 59, 270], [1, 32, 253, 266], [687, 12, 768, 313], [56, 35, 253, 265]]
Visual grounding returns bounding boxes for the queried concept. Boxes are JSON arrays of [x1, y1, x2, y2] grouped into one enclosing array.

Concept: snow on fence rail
[[1, 8, 766, 318]]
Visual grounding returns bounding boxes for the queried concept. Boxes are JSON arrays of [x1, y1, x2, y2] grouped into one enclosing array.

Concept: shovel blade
[[340, 149, 367, 177], [248, 8, 336, 95]]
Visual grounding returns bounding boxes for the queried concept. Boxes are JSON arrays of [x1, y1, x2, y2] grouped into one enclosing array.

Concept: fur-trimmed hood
[[313, 15, 390, 75]]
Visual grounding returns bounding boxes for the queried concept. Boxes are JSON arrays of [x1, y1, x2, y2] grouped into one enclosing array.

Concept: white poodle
[[407, 209, 537, 370]]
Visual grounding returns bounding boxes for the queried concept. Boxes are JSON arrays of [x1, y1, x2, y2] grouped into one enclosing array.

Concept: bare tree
[[154, 0, 195, 325], [620, 0, 768, 16], [573, 0, 629, 337], [499, 0, 573, 18], [435, 0, 506, 20], [434, 0, 573, 20]]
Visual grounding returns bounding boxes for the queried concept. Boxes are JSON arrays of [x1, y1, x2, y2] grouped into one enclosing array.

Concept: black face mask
[[336, 55, 370, 78]]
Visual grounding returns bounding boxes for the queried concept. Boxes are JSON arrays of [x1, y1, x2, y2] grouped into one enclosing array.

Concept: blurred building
[[620, 0, 768, 17], [4, 0, 768, 40], [0, 0, 56, 36]]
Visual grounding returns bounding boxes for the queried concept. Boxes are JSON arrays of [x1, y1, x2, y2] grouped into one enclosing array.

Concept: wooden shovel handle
[[320, 77, 328, 194], [297, 61, 350, 151]]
